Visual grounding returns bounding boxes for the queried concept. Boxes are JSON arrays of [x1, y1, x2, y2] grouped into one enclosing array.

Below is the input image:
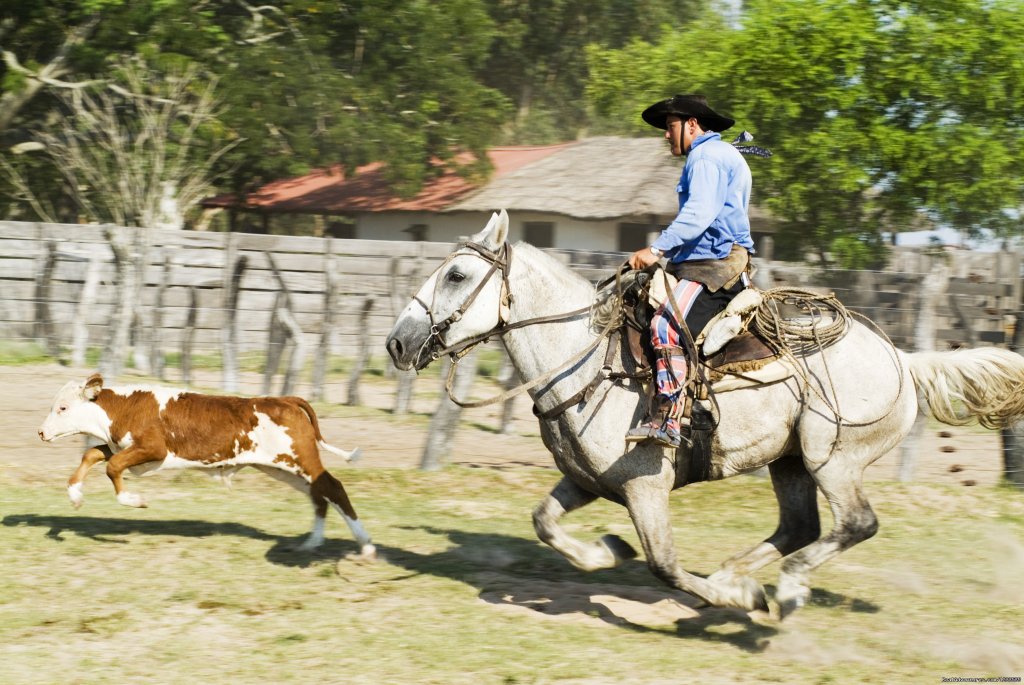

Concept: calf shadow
[[1, 513, 365, 561], [2, 513, 281, 544]]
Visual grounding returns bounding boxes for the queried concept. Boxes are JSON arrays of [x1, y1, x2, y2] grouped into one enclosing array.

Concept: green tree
[[586, 0, 1024, 265], [1, 0, 512, 219], [481, 0, 699, 144]]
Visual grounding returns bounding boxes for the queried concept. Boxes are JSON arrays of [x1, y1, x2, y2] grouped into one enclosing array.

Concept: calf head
[[39, 373, 109, 442]]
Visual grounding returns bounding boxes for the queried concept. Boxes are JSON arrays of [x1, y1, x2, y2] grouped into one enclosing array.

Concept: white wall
[[355, 210, 665, 251]]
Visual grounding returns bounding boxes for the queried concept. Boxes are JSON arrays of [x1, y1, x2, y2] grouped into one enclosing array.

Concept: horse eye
[[447, 270, 466, 283], [58, 405, 67, 413]]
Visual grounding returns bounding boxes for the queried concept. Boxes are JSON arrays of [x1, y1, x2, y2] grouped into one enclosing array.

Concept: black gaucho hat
[[641, 94, 735, 132]]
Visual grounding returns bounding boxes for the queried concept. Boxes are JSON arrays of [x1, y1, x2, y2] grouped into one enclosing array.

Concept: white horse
[[385, 209, 1024, 616]]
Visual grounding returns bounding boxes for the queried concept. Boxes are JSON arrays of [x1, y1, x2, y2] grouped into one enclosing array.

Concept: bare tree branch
[[0, 15, 100, 133]]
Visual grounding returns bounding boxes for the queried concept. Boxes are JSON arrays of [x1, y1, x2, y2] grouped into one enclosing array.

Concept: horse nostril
[[387, 337, 404, 360]]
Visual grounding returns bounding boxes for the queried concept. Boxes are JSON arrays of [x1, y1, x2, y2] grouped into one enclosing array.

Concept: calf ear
[[83, 373, 104, 401]]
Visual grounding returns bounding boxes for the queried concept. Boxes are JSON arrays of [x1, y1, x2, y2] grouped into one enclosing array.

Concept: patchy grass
[[0, 341, 54, 365], [1, 467, 1022, 684]]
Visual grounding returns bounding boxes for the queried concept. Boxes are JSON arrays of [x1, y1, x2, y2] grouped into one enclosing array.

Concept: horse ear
[[469, 209, 509, 250]]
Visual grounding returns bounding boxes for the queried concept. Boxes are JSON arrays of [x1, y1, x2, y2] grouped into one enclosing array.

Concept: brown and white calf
[[38, 373, 374, 557]]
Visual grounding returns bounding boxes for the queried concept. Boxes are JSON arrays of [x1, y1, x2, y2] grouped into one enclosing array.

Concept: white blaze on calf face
[[39, 380, 112, 442]]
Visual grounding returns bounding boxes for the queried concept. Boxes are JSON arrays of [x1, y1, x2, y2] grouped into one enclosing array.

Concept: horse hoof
[[600, 534, 638, 562], [708, 570, 768, 612], [775, 576, 810, 619]]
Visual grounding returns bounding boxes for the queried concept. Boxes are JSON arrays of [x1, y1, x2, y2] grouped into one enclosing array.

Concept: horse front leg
[[533, 476, 637, 571], [623, 473, 769, 612]]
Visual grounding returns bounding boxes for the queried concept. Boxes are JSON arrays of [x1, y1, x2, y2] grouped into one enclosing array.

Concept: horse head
[[386, 209, 511, 371]]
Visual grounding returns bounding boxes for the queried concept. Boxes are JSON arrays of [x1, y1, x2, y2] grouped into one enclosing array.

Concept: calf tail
[[293, 397, 361, 462], [906, 347, 1024, 429]]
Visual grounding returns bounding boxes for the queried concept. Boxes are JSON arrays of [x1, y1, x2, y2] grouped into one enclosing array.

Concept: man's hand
[[628, 247, 661, 271]]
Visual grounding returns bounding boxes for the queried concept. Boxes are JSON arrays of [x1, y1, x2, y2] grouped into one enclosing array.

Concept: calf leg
[[251, 466, 326, 550], [67, 444, 113, 509], [533, 476, 637, 571], [312, 471, 375, 558], [623, 473, 768, 611], [710, 453, 820, 583], [105, 446, 159, 508]]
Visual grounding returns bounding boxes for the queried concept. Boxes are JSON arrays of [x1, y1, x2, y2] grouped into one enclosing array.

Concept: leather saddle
[[618, 269, 780, 395]]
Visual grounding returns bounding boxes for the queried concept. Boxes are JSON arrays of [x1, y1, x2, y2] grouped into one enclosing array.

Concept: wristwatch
[[649, 246, 662, 257]]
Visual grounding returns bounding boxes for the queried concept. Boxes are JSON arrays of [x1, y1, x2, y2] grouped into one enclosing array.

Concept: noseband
[[412, 240, 513, 362]]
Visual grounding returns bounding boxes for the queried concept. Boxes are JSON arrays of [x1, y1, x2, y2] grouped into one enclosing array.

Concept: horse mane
[[511, 241, 593, 290]]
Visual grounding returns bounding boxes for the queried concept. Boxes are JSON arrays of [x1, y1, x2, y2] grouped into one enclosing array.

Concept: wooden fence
[[1, 221, 1020, 373], [0, 221, 626, 366]]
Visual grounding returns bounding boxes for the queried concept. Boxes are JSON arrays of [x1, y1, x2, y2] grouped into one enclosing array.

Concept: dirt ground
[[0, 362, 1005, 488]]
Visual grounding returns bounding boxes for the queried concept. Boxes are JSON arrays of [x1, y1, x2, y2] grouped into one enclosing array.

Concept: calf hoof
[[116, 491, 147, 508], [67, 484, 84, 509], [358, 543, 377, 560]]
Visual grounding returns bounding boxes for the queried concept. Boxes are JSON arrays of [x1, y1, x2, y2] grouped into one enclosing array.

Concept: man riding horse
[[625, 94, 755, 450]]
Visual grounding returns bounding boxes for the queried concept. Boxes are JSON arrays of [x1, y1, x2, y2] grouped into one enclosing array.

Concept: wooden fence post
[[1001, 306, 1024, 490], [181, 286, 198, 386], [33, 239, 59, 358], [149, 253, 168, 380], [263, 291, 288, 395], [221, 232, 245, 393], [99, 226, 136, 380], [262, 252, 307, 396], [312, 239, 336, 402], [70, 255, 103, 368], [898, 258, 949, 482], [392, 253, 422, 414], [346, 296, 375, 406], [421, 351, 478, 471]]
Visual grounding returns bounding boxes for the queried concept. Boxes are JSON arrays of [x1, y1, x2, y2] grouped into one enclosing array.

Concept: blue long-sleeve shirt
[[651, 132, 754, 262]]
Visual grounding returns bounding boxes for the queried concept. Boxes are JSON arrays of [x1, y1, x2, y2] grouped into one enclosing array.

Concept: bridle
[[411, 240, 516, 364], [410, 240, 645, 418]]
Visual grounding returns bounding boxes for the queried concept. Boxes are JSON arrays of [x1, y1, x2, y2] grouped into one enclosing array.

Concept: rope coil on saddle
[[747, 287, 906, 450]]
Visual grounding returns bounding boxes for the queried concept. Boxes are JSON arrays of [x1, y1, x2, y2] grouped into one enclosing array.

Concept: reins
[[425, 241, 642, 417]]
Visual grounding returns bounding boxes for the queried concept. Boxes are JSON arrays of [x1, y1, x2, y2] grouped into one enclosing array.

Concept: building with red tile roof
[[201, 137, 777, 254]]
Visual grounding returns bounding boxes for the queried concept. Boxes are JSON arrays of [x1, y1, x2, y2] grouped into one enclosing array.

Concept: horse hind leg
[[776, 462, 878, 618], [710, 453, 821, 585], [533, 476, 637, 571]]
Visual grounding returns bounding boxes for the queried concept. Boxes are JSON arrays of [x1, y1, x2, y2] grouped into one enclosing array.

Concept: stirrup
[[625, 416, 687, 449]]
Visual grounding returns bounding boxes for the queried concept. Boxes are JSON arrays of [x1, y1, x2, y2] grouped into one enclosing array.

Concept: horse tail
[[906, 347, 1024, 429]]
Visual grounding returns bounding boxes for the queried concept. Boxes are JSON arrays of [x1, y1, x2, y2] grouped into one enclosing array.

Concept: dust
[[927, 637, 1024, 673], [984, 527, 1024, 605], [764, 625, 876, 666]]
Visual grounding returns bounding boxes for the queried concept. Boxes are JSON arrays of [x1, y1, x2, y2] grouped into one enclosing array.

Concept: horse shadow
[[380, 525, 784, 651], [2, 515, 878, 649]]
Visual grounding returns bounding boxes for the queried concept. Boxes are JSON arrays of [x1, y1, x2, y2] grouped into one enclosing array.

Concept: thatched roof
[[445, 137, 682, 219], [202, 136, 773, 224]]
